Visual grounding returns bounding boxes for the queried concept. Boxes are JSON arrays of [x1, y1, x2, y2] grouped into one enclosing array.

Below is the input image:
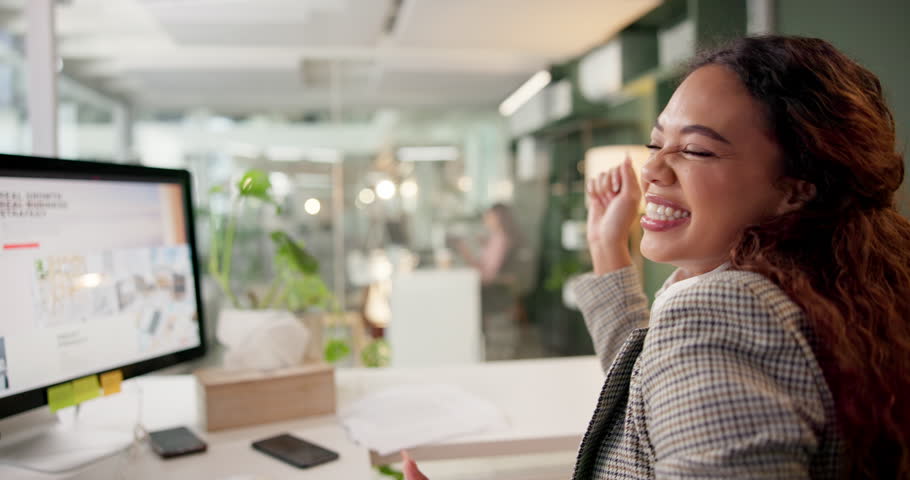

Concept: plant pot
[[216, 309, 313, 370]]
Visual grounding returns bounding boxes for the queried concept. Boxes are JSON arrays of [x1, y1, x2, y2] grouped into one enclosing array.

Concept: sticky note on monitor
[[100, 370, 123, 396], [73, 375, 101, 404], [47, 383, 76, 412]]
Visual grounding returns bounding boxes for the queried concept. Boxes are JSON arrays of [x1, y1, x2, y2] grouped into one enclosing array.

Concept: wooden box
[[194, 363, 336, 431]]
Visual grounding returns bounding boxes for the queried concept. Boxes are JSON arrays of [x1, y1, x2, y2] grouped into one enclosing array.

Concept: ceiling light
[[499, 70, 552, 117], [306, 147, 341, 163], [304, 198, 321, 215], [226, 142, 261, 159], [397, 146, 458, 162], [267, 146, 305, 162], [358, 188, 376, 205], [375, 180, 396, 200], [400, 179, 418, 198]]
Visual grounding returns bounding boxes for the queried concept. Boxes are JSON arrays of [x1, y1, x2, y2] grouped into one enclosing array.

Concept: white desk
[[1, 356, 604, 480], [0, 376, 372, 480], [337, 356, 604, 465]]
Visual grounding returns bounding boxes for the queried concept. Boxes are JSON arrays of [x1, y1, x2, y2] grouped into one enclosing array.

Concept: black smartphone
[[251, 433, 339, 469], [148, 426, 207, 459]]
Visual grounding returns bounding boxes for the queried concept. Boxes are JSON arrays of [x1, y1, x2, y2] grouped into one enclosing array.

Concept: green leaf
[[271, 231, 319, 275], [324, 338, 351, 364], [236, 169, 275, 204], [376, 465, 404, 480], [279, 270, 332, 311], [361, 338, 391, 368]]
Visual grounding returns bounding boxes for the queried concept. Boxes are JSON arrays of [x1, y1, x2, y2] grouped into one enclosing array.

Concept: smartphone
[[148, 426, 207, 458], [251, 433, 339, 469]]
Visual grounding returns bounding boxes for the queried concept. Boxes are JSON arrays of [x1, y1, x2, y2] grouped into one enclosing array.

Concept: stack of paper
[[339, 383, 508, 455]]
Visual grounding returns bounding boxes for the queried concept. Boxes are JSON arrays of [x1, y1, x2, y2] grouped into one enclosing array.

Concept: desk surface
[[337, 356, 604, 465], [2, 356, 604, 480]]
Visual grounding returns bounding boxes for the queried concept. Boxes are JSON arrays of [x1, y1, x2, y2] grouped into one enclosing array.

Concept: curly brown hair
[[690, 36, 910, 478]]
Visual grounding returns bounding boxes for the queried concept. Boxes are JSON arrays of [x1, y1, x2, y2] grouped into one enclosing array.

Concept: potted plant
[[207, 169, 351, 369]]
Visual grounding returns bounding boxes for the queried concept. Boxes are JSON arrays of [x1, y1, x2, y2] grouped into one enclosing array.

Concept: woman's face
[[483, 211, 500, 232], [640, 65, 790, 275]]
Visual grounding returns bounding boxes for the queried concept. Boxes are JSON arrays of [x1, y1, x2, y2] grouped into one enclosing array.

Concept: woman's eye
[[645, 144, 661, 150], [682, 149, 714, 157]]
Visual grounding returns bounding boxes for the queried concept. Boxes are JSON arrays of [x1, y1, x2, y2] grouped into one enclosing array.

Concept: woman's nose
[[640, 150, 675, 187]]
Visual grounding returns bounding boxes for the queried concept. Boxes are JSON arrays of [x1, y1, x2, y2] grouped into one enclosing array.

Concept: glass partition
[[127, 110, 562, 364]]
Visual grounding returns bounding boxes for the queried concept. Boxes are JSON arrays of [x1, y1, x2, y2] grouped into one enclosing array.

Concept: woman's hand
[[402, 451, 429, 480], [586, 155, 641, 274]]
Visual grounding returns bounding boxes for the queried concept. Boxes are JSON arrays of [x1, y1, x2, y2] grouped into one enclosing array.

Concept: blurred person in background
[[405, 35, 910, 479], [453, 203, 525, 361]]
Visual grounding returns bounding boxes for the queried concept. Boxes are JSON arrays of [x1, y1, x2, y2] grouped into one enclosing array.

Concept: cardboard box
[[194, 363, 335, 431]]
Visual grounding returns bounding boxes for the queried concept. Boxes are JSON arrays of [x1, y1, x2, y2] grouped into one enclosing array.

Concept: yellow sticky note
[[73, 375, 101, 404], [100, 370, 123, 396], [47, 383, 76, 412]]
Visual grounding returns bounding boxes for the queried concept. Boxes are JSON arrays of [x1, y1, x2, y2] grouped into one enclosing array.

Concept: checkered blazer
[[571, 267, 843, 479]]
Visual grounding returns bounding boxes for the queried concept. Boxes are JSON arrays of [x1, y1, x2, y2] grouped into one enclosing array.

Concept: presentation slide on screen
[[0, 177, 200, 399]]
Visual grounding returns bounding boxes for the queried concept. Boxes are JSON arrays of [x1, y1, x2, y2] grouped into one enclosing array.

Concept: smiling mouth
[[644, 201, 690, 221], [641, 200, 691, 232]]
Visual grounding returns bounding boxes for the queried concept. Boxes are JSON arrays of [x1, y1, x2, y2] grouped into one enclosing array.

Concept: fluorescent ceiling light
[[266, 146, 341, 163], [397, 146, 458, 162], [226, 142, 261, 159], [307, 147, 342, 163], [498, 70, 552, 117], [267, 146, 305, 162]]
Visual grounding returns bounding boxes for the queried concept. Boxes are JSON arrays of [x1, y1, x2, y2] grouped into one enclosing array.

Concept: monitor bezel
[[0, 153, 208, 418]]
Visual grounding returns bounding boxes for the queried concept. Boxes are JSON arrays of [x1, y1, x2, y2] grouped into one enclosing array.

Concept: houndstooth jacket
[[571, 266, 843, 479]]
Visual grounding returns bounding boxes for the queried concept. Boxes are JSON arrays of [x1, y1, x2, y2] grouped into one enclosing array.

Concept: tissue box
[[194, 363, 335, 431]]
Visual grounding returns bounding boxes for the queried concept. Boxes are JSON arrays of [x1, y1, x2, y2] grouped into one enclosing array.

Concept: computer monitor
[[0, 154, 206, 472]]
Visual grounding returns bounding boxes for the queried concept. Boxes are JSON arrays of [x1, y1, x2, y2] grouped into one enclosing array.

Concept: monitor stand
[[0, 407, 132, 473]]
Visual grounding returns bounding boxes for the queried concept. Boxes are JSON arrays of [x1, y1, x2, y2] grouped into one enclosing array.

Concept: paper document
[[340, 383, 508, 455]]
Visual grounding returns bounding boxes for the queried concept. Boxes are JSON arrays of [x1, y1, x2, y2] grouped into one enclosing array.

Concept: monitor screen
[[0, 155, 206, 417]]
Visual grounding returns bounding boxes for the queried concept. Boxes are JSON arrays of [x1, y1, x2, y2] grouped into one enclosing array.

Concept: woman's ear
[[775, 178, 816, 215]]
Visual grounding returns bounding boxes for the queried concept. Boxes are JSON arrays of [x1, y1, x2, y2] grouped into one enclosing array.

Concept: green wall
[[776, 0, 910, 212]]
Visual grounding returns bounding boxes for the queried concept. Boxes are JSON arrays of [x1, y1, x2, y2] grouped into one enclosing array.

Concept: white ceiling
[[4, 0, 662, 113]]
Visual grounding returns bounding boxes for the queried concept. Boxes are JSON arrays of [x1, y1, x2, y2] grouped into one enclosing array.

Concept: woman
[[404, 35, 910, 479], [453, 203, 523, 285], [454, 203, 526, 360]]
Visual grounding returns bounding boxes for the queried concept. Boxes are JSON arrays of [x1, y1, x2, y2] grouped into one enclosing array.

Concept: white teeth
[[644, 201, 690, 221]]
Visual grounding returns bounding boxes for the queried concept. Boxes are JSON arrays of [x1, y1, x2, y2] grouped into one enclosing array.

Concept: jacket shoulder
[[657, 270, 804, 325]]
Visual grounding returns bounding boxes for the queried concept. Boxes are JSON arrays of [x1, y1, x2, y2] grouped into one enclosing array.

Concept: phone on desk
[[148, 426, 207, 458], [251, 433, 339, 469]]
